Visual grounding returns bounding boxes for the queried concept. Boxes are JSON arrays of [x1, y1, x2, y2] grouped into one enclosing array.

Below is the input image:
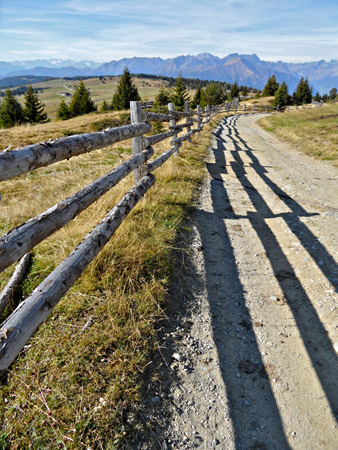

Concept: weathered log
[[142, 112, 173, 123], [0, 174, 156, 375], [142, 131, 175, 148], [185, 102, 192, 142], [146, 146, 178, 172], [170, 122, 194, 132], [143, 110, 193, 121], [197, 105, 202, 135], [168, 103, 178, 157], [0, 148, 154, 274], [174, 131, 194, 146], [0, 253, 31, 315], [173, 110, 194, 117], [130, 102, 147, 182], [0, 123, 152, 182]]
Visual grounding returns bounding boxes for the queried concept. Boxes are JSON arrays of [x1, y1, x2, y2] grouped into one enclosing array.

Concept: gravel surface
[[134, 114, 338, 450]]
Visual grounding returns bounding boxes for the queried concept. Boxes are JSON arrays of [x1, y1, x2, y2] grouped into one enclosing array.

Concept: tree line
[[1, 68, 337, 128], [261, 74, 338, 107], [0, 86, 48, 128], [58, 69, 247, 119]]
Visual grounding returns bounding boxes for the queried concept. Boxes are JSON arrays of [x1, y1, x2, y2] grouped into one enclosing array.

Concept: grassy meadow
[[0, 77, 168, 119], [0, 76, 194, 120], [259, 102, 338, 166], [0, 106, 222, 448]]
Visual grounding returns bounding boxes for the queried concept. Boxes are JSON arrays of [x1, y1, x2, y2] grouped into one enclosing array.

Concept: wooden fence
[[0, 100, 275, 375]]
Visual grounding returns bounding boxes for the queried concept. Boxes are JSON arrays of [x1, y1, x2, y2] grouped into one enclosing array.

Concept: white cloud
[[0, 0, 337, 62]]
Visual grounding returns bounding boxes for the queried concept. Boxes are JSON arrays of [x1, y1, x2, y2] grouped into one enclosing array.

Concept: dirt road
[[138, 114, 338, 450]]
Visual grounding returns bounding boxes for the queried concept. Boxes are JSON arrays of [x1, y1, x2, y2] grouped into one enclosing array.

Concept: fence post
[[265, 105, 268, 113], [253, 104, 256, 113], [277, 104, 279, 112], [130, 101, 145, 183], [168, 102, 178, 156], [197, 105, 202, 135], [205, 105, 209, 122], [185, 101, 192, 142]]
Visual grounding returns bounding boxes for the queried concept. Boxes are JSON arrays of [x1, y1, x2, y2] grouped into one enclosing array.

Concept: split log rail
[[0, 99, 276, 375]]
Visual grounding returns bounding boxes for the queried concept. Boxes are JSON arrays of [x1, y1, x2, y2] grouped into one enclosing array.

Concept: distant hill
[[1, 54, 337, 94], [0, 75, 56, 89]]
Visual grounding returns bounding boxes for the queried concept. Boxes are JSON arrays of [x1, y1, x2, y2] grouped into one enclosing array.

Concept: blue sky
[[0, 0, 337, 63]]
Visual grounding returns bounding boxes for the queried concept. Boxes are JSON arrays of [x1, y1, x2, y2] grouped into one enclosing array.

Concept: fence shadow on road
[[227, 116, 338, 415], [193, 120, 291, 449], [198, 116, 338, 448]]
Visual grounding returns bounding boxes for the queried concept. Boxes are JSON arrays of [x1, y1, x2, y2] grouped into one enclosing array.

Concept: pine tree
[[293, 77, 312, 105], [23, 85, 48, 123], [190, 85, 204, 109], [262, 75, 279, 97], [100, 100, 109, 112], [273, 82, 290, 108], [203, 82, 225, 106], [69, 80, 97, 117], [241, 86, 249, 96], [313, 92, 322, 102], [154, 88, 171, 108], [171, 74, 190, 111], [0, 89, 24, 128], [229, 82, 240, 99], [56, 98, 71, 120], [111, 68, 141, 111], [329, 88, 337, 100]]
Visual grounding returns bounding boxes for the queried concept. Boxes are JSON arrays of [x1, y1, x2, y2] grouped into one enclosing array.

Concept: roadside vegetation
[[259, 102, 338, 166], [0, 99, 225, 447]]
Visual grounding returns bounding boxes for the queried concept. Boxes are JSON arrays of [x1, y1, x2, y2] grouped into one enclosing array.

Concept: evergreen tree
[[190, 85, 204, 109], [154, 87, 171, 107], [69, 80, 97, 117], [0, 89, 24, 128], [313, 92, 322, 102], [273, 82, 290, 108], [23, 85, 48, 123], [329, 87, 337, 100], [111, 68, 141, 110], [203, 82, 225, 106], [241, 86, 249, 96], [262, 75, 279, 97], [293, 77, 312, 105], [171, 74, 190, 111], [100, 100, 109, 112], [56, 98, 71, 120], [229, 82, 240, 100]]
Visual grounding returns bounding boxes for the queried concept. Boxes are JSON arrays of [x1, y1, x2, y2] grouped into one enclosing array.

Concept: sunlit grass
[[0, 109, 219, 448], [258, 102, 338, 166]]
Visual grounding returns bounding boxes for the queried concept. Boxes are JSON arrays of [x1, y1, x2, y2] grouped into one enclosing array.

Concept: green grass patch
[[258, 103, 338, 166]]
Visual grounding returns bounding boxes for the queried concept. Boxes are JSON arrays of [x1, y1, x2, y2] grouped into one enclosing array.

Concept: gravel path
[[137, 114, 338, 450]]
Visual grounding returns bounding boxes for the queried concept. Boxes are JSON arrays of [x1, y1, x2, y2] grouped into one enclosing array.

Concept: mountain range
[[1, 53, 338, 94]]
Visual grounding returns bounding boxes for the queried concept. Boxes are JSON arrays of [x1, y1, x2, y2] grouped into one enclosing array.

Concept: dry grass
[[258, 102, 338, 166], [242, 95, 275, 107], [0, 109, 219, 449], [0, 110, 132, 151]]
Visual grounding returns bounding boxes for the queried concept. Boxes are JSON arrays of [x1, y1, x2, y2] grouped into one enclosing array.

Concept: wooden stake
[[130, 101, 147, 182]]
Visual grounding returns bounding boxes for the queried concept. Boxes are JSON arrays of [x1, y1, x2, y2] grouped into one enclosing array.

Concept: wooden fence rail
[[0, 99, 276, 375]]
